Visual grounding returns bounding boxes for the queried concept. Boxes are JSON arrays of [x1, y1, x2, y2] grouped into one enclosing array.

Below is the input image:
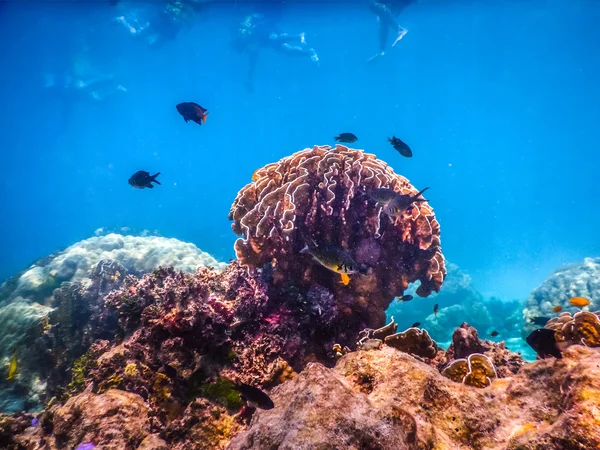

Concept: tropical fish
[[176, 102, 208, 125], [128, 171, 161, 189], [569, 297, 590, 307], [552, 305, 563, 313], [383, 188, 429, 217], [526, 328, 565, 359], [300, 235, 359, 275], [388, 136, 412, 157], [490, 330, 499, 337], [251, 168, 260, 181], [232, 382, 274, 410], [365, 187, 398, 205], [397, 295, 413, 302], [6, 347, 17, 381], [31, 418, 39, 428], [433, 304, 439, 315], [334, 133, 358, 143], [528, 316, 551, 326], [411, 322, 421, 328]]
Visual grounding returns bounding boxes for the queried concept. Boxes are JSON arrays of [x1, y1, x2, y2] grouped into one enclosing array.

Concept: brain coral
[[0, 233, 226, 308], [230, 145, 445, 326]]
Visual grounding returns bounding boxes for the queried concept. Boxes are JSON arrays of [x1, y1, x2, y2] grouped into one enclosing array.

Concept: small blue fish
[[75, 443, 97, 450], [31, 417, 39, 428]]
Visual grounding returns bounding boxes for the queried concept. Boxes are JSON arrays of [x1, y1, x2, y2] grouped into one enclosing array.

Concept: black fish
[[528, 316, 551, 326], [433, 304, 439, 315], [398, 295, 413, 302], [365, 187, 398, 205], [128, 171, 161, 189], [411, 322, 421, 328], [176, 102, 208, 125], [383, 188, 429, 217], [335, 133, 358, 143], [388, 136, 412, 157], [232, 382, 274, 410], [490, 330, 499, 337], [526, 328, 562, 359]]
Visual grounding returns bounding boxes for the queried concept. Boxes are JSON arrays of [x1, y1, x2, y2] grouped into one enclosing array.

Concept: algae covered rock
[[230, 345, 600, 449], [52, 389, 150, 450]]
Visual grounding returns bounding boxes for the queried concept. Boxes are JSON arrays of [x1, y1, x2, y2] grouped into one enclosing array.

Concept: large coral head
[[229, 145, 445, 325]]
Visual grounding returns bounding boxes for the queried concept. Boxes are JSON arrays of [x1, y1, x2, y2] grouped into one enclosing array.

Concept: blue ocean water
[[0, 0, 599, 324]]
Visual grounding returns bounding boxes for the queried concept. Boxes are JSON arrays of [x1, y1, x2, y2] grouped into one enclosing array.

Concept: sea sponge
[[384, 327, 438, 359], [230, 145, 445, 327]]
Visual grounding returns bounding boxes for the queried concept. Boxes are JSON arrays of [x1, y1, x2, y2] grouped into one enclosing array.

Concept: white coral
[[9, 234, 226, 303]]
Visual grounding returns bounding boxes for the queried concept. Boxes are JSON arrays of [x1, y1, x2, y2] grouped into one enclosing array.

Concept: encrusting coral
[[230, 144, 446, 327]]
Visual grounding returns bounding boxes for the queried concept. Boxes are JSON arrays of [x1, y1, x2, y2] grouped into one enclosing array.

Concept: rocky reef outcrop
[[230, 344, 600, 450]]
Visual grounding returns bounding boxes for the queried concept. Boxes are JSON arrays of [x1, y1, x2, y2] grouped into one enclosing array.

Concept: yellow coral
[[441, 359, 468, 383], [124, 363, 139, 378], [153, 372, 173, 404], [442, 354, 497, 389], [507, 423, 536, 447], [463, 354, 497, 388]]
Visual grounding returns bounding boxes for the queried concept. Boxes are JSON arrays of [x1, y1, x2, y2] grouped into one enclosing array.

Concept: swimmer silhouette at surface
[[232, 8, 319, 92], [367, 0, 416, 63]]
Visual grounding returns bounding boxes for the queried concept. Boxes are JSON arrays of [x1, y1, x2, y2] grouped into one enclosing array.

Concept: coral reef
[[0, 235, 226, 413], [230, 144, 445, 328], [443, 323, 524, 377], [229, 345, 600, 449], [14, 259, 375, 446], [523, 257, 600, 336]]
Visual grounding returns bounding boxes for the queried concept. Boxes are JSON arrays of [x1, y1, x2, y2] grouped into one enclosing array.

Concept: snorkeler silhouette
[[367, 0, 416, 63], [232, 9, 319, 92]]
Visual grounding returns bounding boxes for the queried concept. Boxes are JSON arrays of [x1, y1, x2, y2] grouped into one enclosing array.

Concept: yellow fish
[[340, 273, 351, 286], [6, 347, 17, 381], [251, 169, 260, 181], [569, 297, 590, 307]]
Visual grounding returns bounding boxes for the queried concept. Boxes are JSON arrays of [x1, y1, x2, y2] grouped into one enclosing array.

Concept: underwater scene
[[1, 0, 600, 448]]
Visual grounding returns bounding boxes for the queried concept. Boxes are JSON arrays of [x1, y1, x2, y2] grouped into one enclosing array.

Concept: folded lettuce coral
[[230, 144, 446, 328]]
